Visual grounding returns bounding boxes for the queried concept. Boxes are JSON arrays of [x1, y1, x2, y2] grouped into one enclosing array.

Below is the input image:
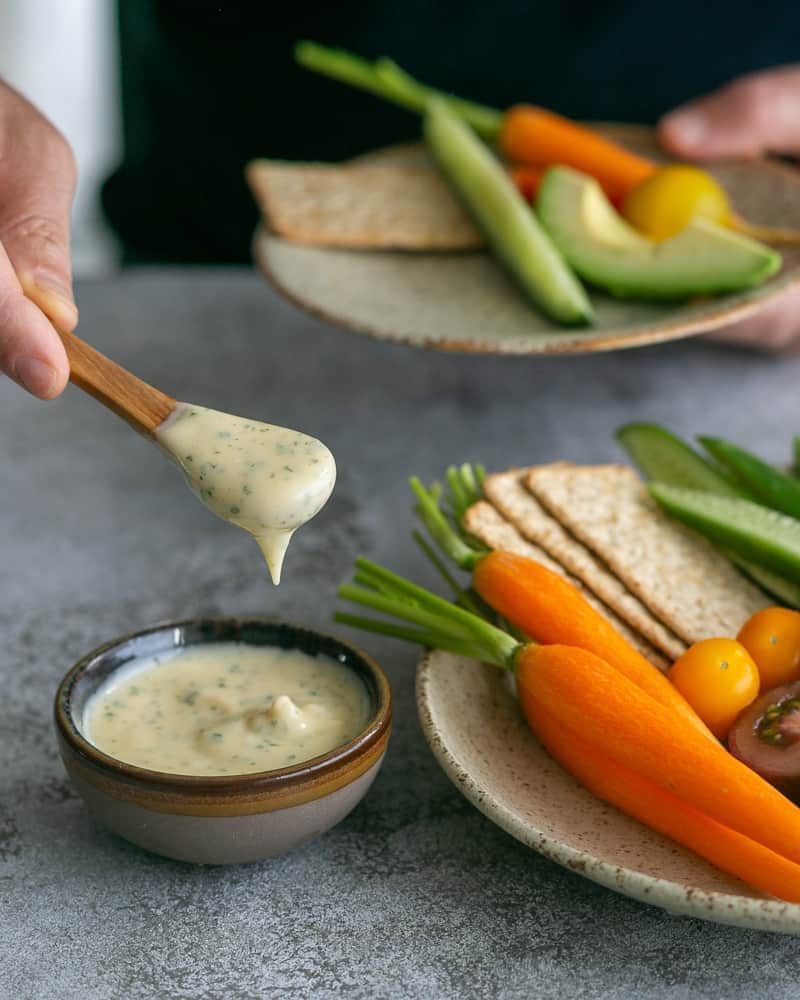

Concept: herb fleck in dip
[[156, 404, 336, 582]]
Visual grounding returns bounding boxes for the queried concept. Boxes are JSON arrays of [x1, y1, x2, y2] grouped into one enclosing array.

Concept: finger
[[0, 240, 69, 398], [0, 183, 78, 330], [0, 88, 78, 330], [706, 287, 800, 352], [658, 65, 800, 160]]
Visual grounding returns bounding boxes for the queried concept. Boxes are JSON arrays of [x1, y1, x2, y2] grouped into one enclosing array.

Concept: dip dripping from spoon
[[47, 324, 335, 583]]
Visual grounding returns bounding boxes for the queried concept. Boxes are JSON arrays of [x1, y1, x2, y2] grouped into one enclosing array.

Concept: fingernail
[[13, 356, 59, 398], [663, 109, 707, 147], [18, 273, 79, 329]]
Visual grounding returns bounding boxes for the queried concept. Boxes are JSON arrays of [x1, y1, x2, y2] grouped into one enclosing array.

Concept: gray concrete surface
[[3, 269, 800, 1000]]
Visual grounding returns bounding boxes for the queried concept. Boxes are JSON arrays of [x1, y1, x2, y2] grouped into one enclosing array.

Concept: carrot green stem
[[412, 529, 461, 591], [445, 463, 485, 521], [355, 558, 492, 631], [337, 561, 520, 669], [352, 569, 413, 600], [412, 529, 491, 618], [295, 41, 503, 140], [409, 476, 482, 570], [374, 60, 503, 139], [338, 583, 465, 634], [353, 557, 465, 614], [446, 466, 470, 519], [460, 462, 485, 503], [333, 613, 483, 659]]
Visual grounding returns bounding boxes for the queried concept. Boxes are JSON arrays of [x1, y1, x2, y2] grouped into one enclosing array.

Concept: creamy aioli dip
[[84, 643, 371, 776], [155, 403, 336, 583]]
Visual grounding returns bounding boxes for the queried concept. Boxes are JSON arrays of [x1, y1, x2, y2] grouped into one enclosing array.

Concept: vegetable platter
[[332, 432, 800, 931]]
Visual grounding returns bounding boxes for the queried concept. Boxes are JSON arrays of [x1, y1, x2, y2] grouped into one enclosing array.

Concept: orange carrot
[[510, 164, 543, 202], [499, 105, 656, 201], [517, 643, 800, 865], [530, 701, 800, 902], [473, 550, 711, 737], [340, 557, 800, 895]]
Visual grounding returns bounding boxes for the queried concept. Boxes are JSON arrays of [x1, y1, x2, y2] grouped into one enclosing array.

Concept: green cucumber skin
[[618, 424, 800, 601], [650, 484, 800, 582], [792, 435, 800, 478], [423, 100, 593, 326], [726, 553, 800, 609], [616, 423, 742, 496], [699, 436, 800, 519]]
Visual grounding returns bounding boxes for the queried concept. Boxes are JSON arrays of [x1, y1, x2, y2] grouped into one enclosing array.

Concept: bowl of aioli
[[54, 619, 391, 864]]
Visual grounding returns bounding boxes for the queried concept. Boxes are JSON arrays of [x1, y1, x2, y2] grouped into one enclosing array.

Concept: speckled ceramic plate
[[254, 127, 800, 355], [416, 650, 800, 933]]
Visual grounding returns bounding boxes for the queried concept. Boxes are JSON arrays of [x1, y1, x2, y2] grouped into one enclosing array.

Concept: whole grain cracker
[[463, 500, 669, 669], [245, 160, 482, 250], [484, 469, 686, 660], [525, 464, 770, 644]]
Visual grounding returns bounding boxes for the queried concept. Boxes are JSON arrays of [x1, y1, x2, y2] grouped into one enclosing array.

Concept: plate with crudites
[[337, 445, 800, 932], [248, 45, 800, 353], [417, 462, 800, 933], [250, 125, 800, 355]]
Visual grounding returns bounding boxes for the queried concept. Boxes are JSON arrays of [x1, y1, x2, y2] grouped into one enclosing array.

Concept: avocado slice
[[537, 167, 781, 299]]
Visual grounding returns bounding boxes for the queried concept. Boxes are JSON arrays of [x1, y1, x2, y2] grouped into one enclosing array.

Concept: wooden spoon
[[25, 288, 337, 585], [58, 327, 176, 435], [21, 281, 176, 434]]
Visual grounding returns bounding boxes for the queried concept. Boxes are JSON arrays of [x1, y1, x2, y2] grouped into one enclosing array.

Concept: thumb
[[4, 207, 78, 335], [0, 239, 70, 398], [658, 65, 800, 160]]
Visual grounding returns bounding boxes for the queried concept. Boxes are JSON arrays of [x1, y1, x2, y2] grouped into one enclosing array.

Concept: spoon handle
[[59, 328, 176, 436]]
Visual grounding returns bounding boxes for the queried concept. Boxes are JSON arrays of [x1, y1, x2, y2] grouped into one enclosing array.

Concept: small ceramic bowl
[[55, 618, 391, 864]]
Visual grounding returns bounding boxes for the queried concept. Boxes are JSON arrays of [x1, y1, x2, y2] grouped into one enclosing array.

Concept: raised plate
[[416, 649, 800, 933], [254, 126, 800, 355]]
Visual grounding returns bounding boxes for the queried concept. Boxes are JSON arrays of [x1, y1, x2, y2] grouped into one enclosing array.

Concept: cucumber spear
[[424, 100, 593, 325]]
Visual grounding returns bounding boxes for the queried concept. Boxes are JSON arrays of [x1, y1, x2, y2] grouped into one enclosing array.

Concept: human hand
[[0, 80, 77, 398], [658, 66, 800, 351]]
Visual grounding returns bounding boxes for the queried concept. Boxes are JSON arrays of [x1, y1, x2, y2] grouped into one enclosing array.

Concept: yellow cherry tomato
[[737, 607, 800, 692], [668, 638, 759, 739], [623, 165, 732, 240]]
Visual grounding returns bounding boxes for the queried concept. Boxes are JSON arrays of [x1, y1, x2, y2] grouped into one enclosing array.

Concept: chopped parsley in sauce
[[84, 643, 370, 776], [156, 404, 336, 583]]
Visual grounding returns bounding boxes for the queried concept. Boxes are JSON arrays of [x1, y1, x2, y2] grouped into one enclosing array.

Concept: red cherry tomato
[[728, 680, 800, 798]]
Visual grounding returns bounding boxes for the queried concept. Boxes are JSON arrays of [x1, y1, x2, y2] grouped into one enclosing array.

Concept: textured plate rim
[[416, 649, 800, 933], [255, 227, 800, 357]]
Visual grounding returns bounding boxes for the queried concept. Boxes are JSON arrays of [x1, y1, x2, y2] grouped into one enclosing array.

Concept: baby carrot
[[530, 701, 800, 902], [518, 643, 800, 865], [510, 165, 543, 202], [338, 559, 800, 888], [411, 476, 710, 737], [499, 105, 655, 201], [474, 549, 710, 737]]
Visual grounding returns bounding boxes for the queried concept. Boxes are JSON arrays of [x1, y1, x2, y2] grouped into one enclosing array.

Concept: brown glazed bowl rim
[[55, 617, 392, 797]]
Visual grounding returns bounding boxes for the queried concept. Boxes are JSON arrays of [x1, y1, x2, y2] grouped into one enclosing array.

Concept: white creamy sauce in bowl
[[83, 643, 372, 776], [156, 403, 336, 583]]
